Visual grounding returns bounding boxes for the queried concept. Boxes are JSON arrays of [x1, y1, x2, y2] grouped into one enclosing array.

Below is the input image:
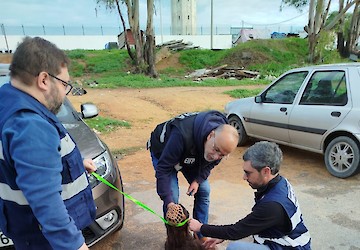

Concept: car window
[[299, 71, 348, 106], [263, 71, 308, 104]]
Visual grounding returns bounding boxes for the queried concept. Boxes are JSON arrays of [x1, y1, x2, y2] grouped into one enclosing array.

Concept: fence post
[[1, 24, 9, 52]]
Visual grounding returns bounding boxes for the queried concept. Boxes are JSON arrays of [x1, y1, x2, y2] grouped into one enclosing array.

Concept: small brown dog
[[165, 204, 205, 250]]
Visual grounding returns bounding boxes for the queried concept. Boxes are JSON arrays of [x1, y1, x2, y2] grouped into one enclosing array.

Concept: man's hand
[[83, 158, 97, 173], [187, 180, 199, 196], [203, 238, 224, 249], [189, 218, 203, 232], [167, 202, 176, 210]]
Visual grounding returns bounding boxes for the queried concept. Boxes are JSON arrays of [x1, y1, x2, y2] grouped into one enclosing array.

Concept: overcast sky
[[0, 0, 339, 33]]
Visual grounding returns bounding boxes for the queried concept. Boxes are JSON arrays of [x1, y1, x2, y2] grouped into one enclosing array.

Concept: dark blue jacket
[[0, 83, 96, 249], [149, 111, 228, 206]]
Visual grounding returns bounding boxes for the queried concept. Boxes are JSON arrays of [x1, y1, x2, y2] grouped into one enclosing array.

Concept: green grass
[[68, 38, 350, 89], [178, 49, 228, 70], [84, 116, 131, 133], [223, 88, 264, 98]]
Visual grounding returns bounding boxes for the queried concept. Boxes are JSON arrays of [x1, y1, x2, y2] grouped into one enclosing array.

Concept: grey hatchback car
[[0, 64, 125, 248], [225, 63, 360, 178]]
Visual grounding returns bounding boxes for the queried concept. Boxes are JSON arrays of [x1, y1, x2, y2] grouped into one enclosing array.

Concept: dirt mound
[[221, 49, 271, 69], [155, 52, 182, 71]]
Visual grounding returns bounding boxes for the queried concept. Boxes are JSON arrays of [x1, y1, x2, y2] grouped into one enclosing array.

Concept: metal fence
[[1, 24, 305, 37]]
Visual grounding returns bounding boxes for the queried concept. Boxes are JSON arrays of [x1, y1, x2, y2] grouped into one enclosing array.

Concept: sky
[[0, 0, 339, 35]]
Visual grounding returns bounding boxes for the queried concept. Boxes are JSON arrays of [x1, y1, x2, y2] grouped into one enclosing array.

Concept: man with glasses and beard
[[0, 37, 96, 250], [189, 141, 311, 250], [147, 111, 239, 241]]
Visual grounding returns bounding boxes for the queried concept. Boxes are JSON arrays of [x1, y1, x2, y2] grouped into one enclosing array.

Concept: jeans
[[151, 153, 210, 238], [226, 241, 271, 250]]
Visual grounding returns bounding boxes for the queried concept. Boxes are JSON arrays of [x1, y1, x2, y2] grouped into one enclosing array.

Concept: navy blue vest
[[0, 84, 96, 239], [254, 177, 311, 249]]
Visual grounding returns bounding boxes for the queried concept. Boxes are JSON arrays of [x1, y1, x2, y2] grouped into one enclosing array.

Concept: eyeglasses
[[212, 134, 227, 159], [48, 73, 73, 95]]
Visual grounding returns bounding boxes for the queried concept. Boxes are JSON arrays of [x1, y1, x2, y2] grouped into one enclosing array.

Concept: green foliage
[[68, 37, 350, 89], [178, 49, 227, 70], [84, 116, 131, 133], [223, 88, 263, 98], [223, 38, 309, 76], [67, 49, 129, 77]]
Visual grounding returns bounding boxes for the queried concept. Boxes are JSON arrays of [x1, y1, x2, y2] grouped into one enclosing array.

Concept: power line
[[242, 11, 309, 26]]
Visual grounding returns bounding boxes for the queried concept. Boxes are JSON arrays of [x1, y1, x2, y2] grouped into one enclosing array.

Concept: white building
[[171, 0, 196, 35]]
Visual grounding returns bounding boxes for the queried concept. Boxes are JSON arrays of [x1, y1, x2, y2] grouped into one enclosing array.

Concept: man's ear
[[263, 166, 272, 175], [37, 72, 49, 91], [207, 130, 215, 140]]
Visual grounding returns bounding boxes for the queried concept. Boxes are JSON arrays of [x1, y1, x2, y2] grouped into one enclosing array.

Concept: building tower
[[171, 0, 197, 35]]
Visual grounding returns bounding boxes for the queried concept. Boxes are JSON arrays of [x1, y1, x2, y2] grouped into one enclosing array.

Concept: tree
[[347, 1, 360, 54], [96, 0, 158, 77], [282, 0, 359, 62]]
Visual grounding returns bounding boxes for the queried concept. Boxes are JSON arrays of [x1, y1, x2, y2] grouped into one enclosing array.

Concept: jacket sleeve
[[155, 127, 184, 207], [200, 201, 287, 240], [4, 112, 84, 249]]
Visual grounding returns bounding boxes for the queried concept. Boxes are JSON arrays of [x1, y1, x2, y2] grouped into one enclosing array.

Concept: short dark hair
[[243, 141, 283, 175], [9, 37, 70, 85]]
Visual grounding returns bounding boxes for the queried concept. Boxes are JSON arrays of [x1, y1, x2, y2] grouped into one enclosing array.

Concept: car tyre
[[228, 116, 248, 146], [324, 136, 360, 178]]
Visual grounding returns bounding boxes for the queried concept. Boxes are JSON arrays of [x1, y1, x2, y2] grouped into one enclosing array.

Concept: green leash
[[91, 172, 189, 227]]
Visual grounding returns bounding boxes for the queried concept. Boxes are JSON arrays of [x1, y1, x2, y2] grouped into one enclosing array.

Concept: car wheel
[[228, 116, 248, 146], [324, 136, 360, 178]]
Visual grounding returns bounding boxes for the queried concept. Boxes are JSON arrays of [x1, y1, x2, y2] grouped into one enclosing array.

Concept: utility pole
[[159, 0, 163, 43], [210, 0, 213, 49]]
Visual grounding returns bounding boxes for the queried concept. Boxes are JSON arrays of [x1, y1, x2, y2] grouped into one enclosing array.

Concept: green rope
[[91, 172, 189, 227]]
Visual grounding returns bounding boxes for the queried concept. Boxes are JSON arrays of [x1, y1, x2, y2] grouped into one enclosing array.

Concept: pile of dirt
[[155, 52, 182, 71], [220, 49, 271, 69]]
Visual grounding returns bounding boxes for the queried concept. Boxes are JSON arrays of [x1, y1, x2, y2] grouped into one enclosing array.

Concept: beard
[[44, 84, 63, 114], [204, 152, 215, 162]]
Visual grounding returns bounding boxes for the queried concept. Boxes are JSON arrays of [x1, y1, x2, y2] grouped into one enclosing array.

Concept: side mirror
[[254, 95, 263, 103], [81, 103, 98, 119]]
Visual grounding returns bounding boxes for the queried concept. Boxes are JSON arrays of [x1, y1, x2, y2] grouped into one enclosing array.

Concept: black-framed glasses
[[48, 73, 73, 95], [212, 134, 227, 159]]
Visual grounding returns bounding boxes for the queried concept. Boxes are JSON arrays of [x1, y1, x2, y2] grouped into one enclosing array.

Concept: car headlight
[[87, 151, 113, 188]]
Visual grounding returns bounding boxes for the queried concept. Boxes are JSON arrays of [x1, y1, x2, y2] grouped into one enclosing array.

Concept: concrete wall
[[0, 34, 232, 51]]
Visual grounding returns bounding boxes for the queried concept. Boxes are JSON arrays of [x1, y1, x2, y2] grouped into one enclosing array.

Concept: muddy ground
[[67, 86, 360, 250]]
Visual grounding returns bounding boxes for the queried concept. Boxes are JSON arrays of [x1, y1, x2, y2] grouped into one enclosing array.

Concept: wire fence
[[1, 24, 305, 37]]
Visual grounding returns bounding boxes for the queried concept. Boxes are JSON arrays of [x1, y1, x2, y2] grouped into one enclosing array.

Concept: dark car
[[0, 64, 125, 248]]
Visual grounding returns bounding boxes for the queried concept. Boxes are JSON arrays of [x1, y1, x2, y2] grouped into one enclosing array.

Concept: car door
[[289, 70, 351, 151], [247, 71, 308, 143]]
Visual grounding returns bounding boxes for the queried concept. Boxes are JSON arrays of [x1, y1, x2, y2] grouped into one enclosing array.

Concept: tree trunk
[[306, 0, 318, 63], [115, 0, 135, 61], [125, 0, 144, 73], [348, 1, 360, 53], [337, 0, 346, 57], [144, 0, 158, 77]]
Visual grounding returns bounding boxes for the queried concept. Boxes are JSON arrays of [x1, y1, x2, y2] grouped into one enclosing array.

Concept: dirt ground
[[2, 53, 360, 249], [68, 86, 360, 250]]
